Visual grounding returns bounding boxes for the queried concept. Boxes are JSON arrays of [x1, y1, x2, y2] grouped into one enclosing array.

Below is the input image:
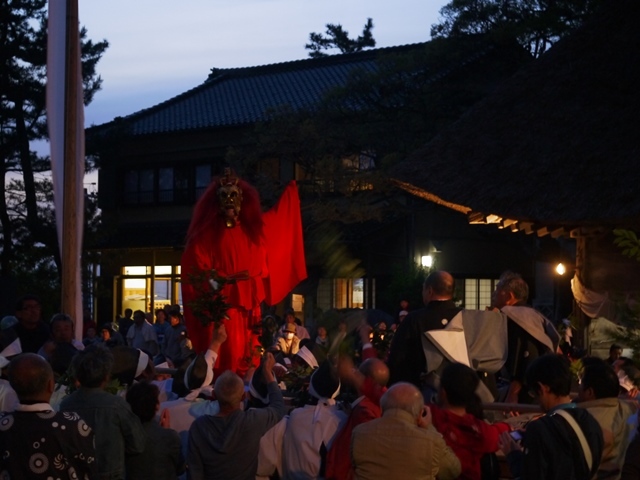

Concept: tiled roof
[[93, 44, 427, 136]]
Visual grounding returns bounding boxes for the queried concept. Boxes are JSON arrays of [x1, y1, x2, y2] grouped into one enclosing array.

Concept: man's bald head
[[423, 270, 455, 304], [380, 382, 424, 419], [8, 353, 54, 403], [359, 358, 389, 388]]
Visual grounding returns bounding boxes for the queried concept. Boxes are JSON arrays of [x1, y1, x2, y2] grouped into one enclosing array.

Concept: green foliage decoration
[[184, 268, 235, 328], [613, 229, 640, 262]]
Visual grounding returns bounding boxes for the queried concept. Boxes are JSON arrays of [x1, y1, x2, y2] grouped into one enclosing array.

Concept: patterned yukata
[[0, 403, 97, 479]]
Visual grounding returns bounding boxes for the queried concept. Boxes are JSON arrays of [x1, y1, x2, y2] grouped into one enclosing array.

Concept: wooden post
[[61, 0, 81, 333]]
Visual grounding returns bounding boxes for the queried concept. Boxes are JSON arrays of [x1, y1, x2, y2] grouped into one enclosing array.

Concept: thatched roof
[[391, 0, 640, 236]]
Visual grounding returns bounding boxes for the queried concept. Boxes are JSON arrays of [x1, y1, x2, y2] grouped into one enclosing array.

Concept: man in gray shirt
[[187, 352, 286, 480]]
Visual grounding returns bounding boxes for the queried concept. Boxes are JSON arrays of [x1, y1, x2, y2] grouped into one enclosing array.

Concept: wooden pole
[[61, 0, 80, 327]]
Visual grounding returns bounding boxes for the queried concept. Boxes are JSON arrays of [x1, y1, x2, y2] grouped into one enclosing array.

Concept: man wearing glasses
[[1, 294, 50, 353]]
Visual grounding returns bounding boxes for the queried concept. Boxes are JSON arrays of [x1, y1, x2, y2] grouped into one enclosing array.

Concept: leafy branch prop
[[185, 268, 248, 328]]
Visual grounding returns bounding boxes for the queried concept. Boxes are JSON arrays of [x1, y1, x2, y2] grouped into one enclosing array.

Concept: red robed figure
[[181, 171, 306, 375]]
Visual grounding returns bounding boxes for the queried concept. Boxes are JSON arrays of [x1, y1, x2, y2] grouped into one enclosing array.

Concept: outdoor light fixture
[[556, 263, 566, 275], [421, 255, 433, 268]]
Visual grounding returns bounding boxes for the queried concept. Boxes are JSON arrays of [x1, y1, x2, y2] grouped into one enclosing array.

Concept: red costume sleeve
[[262, 181, 307, 305]]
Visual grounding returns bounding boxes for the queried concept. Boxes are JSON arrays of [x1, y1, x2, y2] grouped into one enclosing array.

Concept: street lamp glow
[[421, 255, 433, 268], [556, 263, 566, 275]]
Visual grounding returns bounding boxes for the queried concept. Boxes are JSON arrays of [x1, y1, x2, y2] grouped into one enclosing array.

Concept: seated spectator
[[430, 362, 510, 480], [49, 341, 80, 379], [38, 313, 84, 363], [276, 322, 300, 357], [278, 308, 310, 341], [154, 308, 170, 347], [499, 353, 604, 480], [606, 344, 624, 366], [315, 325, 329, 350], [99, 322, 125, 347], [187, 352, 286, 479], [0, 353, 96, 478], [577, 357, 638, 479], [163, 309, 193, 368], [326, 357, 390, 480], [59, 344, 146, 478], [0, 294, 50, 354], [281, 360, 348, 478], [126, 381, 185, 479], [83, 325, 100, 347], [161, 324, 226, 456], [110, 346, 155, 386], [127, 310, 159, 357], [351, 382, 461, 480]]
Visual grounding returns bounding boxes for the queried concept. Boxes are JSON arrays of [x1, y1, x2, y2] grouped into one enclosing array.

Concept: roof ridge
[[92, 42, 429, 130], [205, 41, 429, 80]]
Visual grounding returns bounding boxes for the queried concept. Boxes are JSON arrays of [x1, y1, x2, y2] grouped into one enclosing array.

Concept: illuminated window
[[334, 278, 365, 309], [463, 278, 500, 310], [121, 265, 181, 314], [124, 266, 148, 275]]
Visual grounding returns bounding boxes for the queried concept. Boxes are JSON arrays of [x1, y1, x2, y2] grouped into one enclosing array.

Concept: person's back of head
[[359, 358, 389, 388], [580, 359, 620, 399], [124, 308, 133, 319], [214, 370, 244, 409], [380, 382, 423, 419], [50, 342, 79, 377], [440, 362, 483, 418], [423, 271, 455, 299], [126, 381, 160, 423], [525, 353, 571, 398], [497, 271, 529, 303], [8, 353, 53, 403], [72, 344, 114, 388]]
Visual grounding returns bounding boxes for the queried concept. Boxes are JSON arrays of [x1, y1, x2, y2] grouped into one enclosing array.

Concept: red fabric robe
[[181, 181, 306, 375]]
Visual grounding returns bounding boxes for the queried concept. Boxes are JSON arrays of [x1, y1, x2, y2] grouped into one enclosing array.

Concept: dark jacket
[[60, 387, 146, 480], [1, 320, 50, 353], [387, 299, 461, 387], [125, 420, 184, 480], [507, 406, 604, 480]]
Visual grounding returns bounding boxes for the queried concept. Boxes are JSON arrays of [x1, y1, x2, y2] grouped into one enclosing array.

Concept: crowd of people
[[0, 270, 639, 479]]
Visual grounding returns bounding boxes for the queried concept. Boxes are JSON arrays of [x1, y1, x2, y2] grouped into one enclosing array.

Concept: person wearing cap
[[279, 309, 310, 341], [351, 382, 461, 480], [59, 344, 146, 479], [0, 353, 97, 478], [276, 322, 300, 357], [187, 351, 286, 479], [0, 316, 18, 331]]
